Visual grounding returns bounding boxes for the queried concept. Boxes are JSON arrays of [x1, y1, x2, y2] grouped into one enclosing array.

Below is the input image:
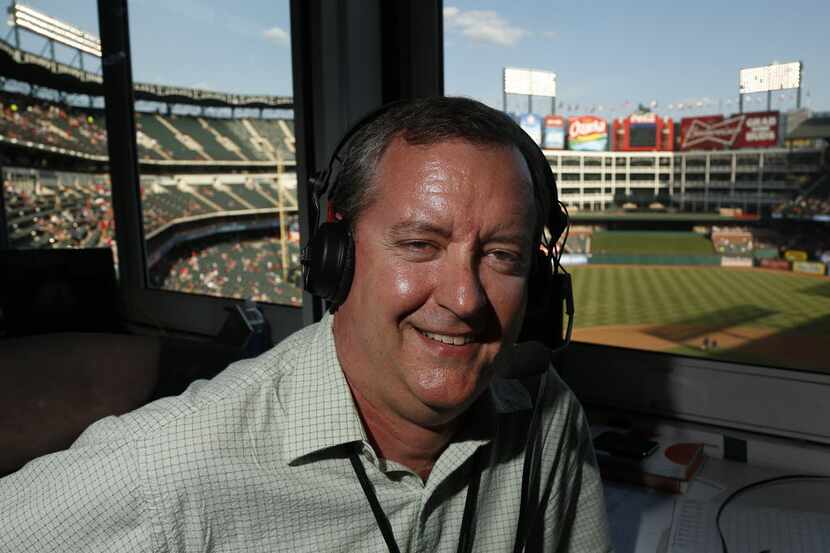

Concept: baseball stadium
[[2, 3, 829, 375]]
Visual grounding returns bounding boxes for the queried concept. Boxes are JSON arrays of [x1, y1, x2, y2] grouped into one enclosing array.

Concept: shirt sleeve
[[0, 416, 162, 553]]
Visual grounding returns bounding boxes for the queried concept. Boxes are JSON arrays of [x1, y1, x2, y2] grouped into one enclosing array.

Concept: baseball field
[[566, 231, 830, 373]]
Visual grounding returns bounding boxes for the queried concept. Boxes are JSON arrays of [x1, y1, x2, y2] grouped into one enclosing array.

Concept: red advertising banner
[[680, 111, 779, 150], [760, 259, 790, 271], [613, 113, 673, 151], [733, 111, 779, 149]]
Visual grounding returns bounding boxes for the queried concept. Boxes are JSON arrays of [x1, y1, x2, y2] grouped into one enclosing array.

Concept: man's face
[[333, 137, 536, 426]]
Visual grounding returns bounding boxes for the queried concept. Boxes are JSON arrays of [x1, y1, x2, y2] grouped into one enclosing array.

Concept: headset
[[300, 98, 574, 351]]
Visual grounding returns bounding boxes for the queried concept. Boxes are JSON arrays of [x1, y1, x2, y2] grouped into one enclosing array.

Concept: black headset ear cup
[[518, 250, 554, 345], [548, 203, 568, 246], [525, 250, 554, 317], [301, 220, 355, 308], [335, 230, 355, 307]]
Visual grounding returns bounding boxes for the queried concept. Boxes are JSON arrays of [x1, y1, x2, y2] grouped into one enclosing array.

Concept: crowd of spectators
[[773, 174, 830, 219], [6, 170, 304, 305], [0, 92, 108, 157], [5, 173, 285, 247], [4, 176, 114, 249], [149, 235, 303, 307]]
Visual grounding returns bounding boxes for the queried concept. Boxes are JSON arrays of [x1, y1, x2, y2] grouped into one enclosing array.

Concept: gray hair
[[328, 96, 554, 243]]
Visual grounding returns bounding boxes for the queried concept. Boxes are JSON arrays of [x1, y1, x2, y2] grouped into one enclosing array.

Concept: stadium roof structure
[[787, 115, 830, 141], [0, 38, 292, 109]]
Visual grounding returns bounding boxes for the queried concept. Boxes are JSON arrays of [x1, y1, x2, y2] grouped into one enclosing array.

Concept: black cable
[[554, 200, 570, 272], [716, 473, 830, 553], [457, 451, 484, 553], [349, 450, 402, 553], [513, 371, 549, 553], [349, 447, 483, 553]]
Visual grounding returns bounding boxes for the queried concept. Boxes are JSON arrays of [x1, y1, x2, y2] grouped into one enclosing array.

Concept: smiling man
[[333, 136, 538, 480], [0, 97, 611, 553]]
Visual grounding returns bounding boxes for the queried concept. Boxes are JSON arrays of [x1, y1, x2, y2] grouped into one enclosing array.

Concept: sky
[[1, 0, 828, 121]]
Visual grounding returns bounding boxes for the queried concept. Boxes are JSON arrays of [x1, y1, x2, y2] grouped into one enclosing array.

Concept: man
[[0, 97, 611, 552]]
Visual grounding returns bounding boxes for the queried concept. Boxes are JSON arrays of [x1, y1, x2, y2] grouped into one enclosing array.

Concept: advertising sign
[[560, 253, 589, 265], [760, 259, 790, 271], [568, 116, 608, 151], [793, 261, 826, 276], [721, 256, 754, 268], [542, 115, 566, 150], [680, 111, 779, 150], [629, 114, 658, 148], [784, 249, 808, 262], [733, 111, 779, 148], [613, 113, 673, 151], [680, 115, 738, 150], [519, 113, 543, 146]]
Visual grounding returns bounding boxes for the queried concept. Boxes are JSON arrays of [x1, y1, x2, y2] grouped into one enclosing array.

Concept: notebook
[[668, 498, 830, 553]]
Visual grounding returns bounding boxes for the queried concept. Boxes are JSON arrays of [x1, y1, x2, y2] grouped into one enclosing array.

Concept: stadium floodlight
[[503, 67, 557, 115], [737, 61, 802, 112], [739, 62, 801, 94], [504, 67, 556, 97], [8, 2, 102, 57]]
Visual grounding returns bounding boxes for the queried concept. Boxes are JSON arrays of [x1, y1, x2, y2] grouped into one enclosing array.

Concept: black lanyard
[[349, 448, 482, 553]]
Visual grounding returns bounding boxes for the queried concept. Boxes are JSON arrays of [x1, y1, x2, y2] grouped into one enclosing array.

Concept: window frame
[[98, 0, 442, 339], [95, 0, 830, 447]]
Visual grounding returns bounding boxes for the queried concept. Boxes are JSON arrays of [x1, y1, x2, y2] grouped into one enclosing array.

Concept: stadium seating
[[211, 119, 271, 161], [234, 181, 279, 208], [249, 118, 295, 160], [4, 175, 114, 249], [149, 236, 303, 306], [1, 91, 294, 164], [774, 174, 830, 219], [5, 171, 291, 245], [0, 93, 108, 157]]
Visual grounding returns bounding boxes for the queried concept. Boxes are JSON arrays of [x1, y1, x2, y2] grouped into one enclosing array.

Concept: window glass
[[444, 2, 830, 373], [129, 0, 302, 307], [1, 2, 113, 253]]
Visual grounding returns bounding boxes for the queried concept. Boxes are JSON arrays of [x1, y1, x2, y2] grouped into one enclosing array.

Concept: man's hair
[[329, 96, 553, 243]]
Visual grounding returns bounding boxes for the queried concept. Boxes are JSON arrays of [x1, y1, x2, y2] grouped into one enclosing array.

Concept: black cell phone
[[593, 431, 659, 459]]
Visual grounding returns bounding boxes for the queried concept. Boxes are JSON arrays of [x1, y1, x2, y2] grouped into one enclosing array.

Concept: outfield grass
[[567, 265, 830, 371], [591, 231, 714, 256]]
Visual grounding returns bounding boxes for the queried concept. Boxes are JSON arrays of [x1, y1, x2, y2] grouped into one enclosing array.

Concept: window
[[444, 1, 829, 375], [0, 3, 113, 257], [129, 1, 301, 307]]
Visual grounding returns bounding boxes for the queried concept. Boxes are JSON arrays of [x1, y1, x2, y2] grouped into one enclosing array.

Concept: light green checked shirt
[[0, 314, 611, 552]]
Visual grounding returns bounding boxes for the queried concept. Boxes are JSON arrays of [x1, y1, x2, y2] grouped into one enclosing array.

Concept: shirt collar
[[281, 312, 367, 465], [280, 313, 535, 466]]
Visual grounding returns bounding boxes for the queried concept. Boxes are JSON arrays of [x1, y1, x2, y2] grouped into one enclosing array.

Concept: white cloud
[[263, 26, 290, 46], [443, 6, 527, 47]]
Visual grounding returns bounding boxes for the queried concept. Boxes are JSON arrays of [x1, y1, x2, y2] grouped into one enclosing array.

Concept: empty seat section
[[234, 182, 276, 208], [165, 117, 234, 161], [211, 119, 270, 161], [136, 113, 199, 160]]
